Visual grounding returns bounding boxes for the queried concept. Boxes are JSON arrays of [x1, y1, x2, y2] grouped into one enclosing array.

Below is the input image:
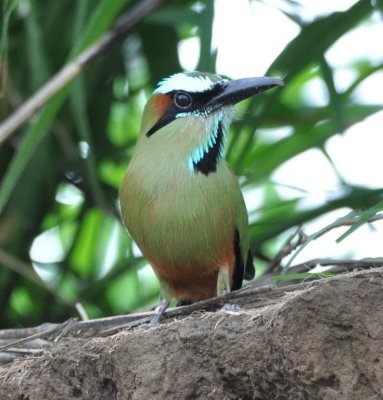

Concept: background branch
[[265, 213, 383, 273], [0, 0, 165, 143]]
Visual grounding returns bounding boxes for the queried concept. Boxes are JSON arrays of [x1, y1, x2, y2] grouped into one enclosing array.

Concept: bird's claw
[[133, 299, 169, 331]]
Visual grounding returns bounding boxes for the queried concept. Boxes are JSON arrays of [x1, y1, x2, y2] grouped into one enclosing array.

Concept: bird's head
[[138, 72, 283, 176]]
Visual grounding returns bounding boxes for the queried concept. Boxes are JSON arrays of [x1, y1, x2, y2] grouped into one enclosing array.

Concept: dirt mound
[[1, 269, 383, 399]]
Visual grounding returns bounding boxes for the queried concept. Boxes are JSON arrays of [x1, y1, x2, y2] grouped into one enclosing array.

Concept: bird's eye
[[174, 91, 192, 109]]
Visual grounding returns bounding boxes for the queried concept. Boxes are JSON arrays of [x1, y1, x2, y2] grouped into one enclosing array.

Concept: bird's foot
[[134, 300, 169, 331], [219, 303, 241, 312]]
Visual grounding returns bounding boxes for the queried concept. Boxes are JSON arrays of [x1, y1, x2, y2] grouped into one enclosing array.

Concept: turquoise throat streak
[[176, 108, 234, 175]]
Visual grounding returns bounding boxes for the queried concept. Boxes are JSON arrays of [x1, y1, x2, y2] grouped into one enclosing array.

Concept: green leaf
[[197, 0, 215, 72], [231, 0, 377, 170], [0, 89, 69, 216], [25, 3, 51, 88], [147, 5, 200, 26], [319, 55, 346, 134], [250, 187, 383, 246], [337, 200, 383, 242], [268, 0, 375, 78], [0, 0, 131, 216], [69, 207, 103, 278]]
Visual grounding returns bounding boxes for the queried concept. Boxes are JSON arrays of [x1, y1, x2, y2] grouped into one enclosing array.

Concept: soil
[[1, 268, 383, 400]]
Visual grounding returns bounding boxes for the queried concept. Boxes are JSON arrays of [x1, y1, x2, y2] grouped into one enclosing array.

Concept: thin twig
[[288, 257, 383, 274], [0, 318, 77, 352], [285, 212, 383, 270], [255, 256, 383, 288], [0, 339, 50, 349], [267, 213, 383, 273], [0, 323, 59, 340], [319, 213, 383, 237], [0, 0, 165, 143], [54, 319, 77, 343], [0, 248, 46, 287], [75, 302, 89, 322], [266, 227, 309, 274]]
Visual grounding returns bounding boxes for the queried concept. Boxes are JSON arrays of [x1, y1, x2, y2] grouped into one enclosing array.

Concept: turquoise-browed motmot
[[119, 72, 282, 322]]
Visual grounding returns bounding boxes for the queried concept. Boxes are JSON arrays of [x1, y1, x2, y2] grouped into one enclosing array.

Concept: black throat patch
[[194, 122, 224, 176]]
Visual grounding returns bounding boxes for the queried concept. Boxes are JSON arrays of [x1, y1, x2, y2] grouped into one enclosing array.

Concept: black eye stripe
[[168, 83, 224, 112], [146, 83, 225, 137]]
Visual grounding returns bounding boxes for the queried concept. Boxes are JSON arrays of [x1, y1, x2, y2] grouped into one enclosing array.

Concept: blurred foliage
[[0, 0, 382, 328]]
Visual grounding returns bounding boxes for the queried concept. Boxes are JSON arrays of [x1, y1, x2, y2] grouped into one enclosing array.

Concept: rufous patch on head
[[153, 94, 172, 117]]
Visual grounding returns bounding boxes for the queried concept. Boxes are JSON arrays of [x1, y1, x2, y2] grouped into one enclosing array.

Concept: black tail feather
[[232, 230, 256, 290], [244, 249, 255, 280]]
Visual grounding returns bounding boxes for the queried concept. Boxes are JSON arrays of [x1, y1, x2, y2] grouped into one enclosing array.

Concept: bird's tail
[[244, 250, 255, 280]]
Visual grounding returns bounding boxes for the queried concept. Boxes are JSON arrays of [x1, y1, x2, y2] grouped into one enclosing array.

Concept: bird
[[119, 71, 283, 324]]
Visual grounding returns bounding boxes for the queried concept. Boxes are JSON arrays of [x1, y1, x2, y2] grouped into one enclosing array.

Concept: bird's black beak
[[206, 76, 283, 109]]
